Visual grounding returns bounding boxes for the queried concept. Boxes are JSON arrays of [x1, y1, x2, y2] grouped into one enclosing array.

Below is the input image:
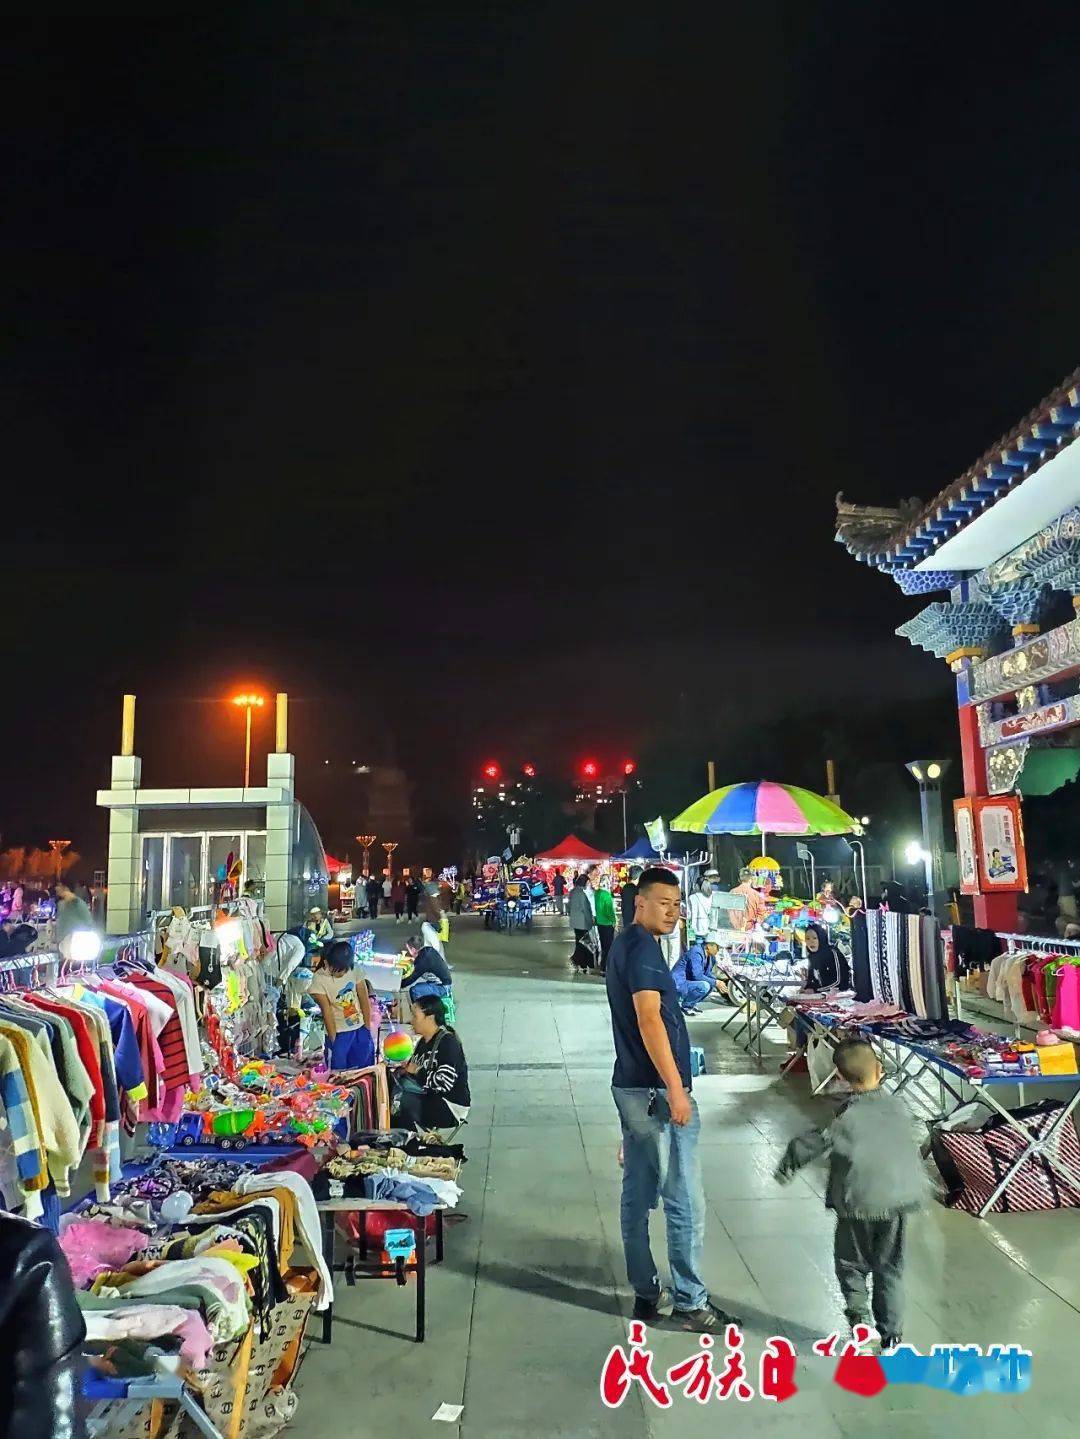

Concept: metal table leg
[[973, 1083, 1080, 1218], [320, 1209, 335, 1344], [415, 1220, 427, 1342]]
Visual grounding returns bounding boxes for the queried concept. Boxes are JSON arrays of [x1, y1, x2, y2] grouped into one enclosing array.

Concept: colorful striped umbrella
[[670, 781, 860, 837]]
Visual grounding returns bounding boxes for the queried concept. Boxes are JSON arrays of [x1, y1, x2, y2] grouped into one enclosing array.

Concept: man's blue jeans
[[612, 1085, 708, 1312], [680, 978, 713, 1011]]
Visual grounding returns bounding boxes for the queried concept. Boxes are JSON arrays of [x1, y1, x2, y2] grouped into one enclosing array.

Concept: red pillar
[[956, 687, 1018, 931]]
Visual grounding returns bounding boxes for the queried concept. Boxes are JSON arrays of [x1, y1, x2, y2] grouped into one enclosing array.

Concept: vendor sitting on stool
[[393, 994, 471, 1131], [402, 934, 453, 999], [306, 939, 375, 1071], [672, 930, 721, 1014]]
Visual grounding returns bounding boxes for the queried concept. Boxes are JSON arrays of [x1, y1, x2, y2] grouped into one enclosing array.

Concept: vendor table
[[316, 1198, 446, 1343], [788, 1005, 1080, 1218], [715, 962, 806, 1062]]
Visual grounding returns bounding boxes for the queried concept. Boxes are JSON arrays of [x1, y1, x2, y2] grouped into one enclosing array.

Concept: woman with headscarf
[[802, 921, 850, 991]]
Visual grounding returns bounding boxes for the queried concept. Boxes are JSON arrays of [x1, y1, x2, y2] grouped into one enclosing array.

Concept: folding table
[[316, 1197, 446, 1343], [785, 1004, 1080, 1218], [714, 961, 806, 1062]]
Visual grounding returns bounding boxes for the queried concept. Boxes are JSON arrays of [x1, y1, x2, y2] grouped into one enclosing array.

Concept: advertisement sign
[[973, 795, 1028, 893], [953, 799, 979, 895]]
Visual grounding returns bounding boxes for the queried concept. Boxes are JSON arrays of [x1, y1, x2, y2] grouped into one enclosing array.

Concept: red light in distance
[[482, 762, 500, 781], [581, 759, 599, 779], [522, 763, 537, 778], [623, 760, 637, 776]]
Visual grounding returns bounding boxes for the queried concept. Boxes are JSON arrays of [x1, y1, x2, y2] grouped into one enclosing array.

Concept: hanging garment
[[951, 925, 1005, 977], [849, 912, 872, 1003], [906, 915, 925, 1019], [866, 909, 885, 1003], [919, 914, 947, 1021]]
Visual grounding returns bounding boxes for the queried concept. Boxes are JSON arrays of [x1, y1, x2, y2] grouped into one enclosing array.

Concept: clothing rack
[[0, 930, 152, 989], [958, 930, 1080, 1035], [1000, 931, 1080, 953]]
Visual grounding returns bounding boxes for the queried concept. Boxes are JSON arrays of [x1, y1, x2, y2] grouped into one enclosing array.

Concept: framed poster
[[973, 795, 1028, 893], [953, 799, 979, 895]]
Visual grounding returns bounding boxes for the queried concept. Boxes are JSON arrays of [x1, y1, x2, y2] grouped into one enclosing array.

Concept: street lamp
[[619, 760, 638, 852], [48, 839, 72, 881], [382, 840, 398, 877], [355, 834, 377, 873], [904, 759, 951, 920], [231, 693, 266, 788]]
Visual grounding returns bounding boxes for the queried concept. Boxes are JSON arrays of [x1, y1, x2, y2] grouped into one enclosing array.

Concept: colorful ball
[[383, 1030, 415, 1063]]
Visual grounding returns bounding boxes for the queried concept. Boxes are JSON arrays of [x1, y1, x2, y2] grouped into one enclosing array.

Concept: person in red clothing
[[391, 876, 407, 923]]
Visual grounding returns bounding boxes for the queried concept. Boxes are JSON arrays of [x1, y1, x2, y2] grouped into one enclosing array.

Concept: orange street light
[[231, 693, 266, 787]]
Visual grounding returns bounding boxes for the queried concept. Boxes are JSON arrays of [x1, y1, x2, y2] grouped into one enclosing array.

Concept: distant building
[[97, 693, 328, 934]]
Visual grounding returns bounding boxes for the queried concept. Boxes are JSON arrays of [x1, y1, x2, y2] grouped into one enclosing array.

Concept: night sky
[[6, 7, 1080, 866]]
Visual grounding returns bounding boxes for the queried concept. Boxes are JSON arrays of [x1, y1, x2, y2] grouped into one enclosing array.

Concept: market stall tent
[[536, 835, 610, 863]]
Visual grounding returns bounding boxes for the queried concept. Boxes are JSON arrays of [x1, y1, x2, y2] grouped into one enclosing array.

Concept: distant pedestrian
[[594, 874, 617, 974], [568, 873, 597, 973], [552, 869, 567, 915], [406, 875, 422, 922], [383, 874, 393, 910], [619, 866, 641, 931], [391, 876, 407, 922], [54, 879, 95, 955], [366, 874, 382, 919]]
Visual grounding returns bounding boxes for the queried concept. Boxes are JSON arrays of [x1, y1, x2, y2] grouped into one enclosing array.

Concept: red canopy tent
[[325, 854, 349, 875], [536, 834, 610, 863]]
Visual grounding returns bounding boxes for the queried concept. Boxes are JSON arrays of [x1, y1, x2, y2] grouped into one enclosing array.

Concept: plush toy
[[383, 1030, 415, 1063]]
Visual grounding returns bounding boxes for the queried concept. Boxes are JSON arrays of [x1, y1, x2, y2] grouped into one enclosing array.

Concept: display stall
[[0, 895, 466, 1436]]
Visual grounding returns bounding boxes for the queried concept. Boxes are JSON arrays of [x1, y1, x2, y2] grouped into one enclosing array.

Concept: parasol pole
[[706, 760, 720, 874]]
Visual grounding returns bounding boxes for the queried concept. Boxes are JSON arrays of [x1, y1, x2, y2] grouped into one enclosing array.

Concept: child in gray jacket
[[774, 1037, 927, 1348]]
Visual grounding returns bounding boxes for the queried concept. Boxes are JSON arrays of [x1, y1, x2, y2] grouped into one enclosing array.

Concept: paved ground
[[296, 914, 1080, 1437]]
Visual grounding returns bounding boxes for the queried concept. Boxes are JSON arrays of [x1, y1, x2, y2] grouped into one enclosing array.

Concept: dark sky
[[5, 6, 1080, 862]]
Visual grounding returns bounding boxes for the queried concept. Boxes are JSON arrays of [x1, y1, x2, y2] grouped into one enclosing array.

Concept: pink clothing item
[[142, 1084, 187, 1125], [60, 1220, 149, 1289], [1052, 962, 1080, 1034]]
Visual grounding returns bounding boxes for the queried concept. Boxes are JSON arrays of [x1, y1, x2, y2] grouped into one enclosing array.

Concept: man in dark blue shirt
[[606, 867, 736, 1334]]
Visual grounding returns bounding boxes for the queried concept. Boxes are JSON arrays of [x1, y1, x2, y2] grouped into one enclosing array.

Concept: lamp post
[[231, 693, 266, 788], [382, 841, 398, 877], [48, 839, 71, 881], [355, 834, 377, 874], [905, 760, 951, 920], [620, 761, 637, 852]]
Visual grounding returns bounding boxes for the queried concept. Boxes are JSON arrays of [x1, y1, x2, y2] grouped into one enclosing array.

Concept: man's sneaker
[[668, 1300, 740, 1333], [879, 1333, 902, 1353], [632, 1289, 670, 1321]]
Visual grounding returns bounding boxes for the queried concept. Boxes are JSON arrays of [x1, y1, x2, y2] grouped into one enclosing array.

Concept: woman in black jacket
[[394, 994, 471, 1131], [0, 1213, 86, 1439]]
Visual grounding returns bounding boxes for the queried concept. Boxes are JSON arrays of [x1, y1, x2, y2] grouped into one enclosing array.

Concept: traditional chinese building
[[836, 368, 1080, 929]]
